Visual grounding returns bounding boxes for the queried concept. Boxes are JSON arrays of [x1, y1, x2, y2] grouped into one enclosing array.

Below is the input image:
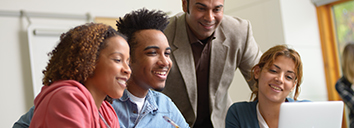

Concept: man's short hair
[[116, 8, 169, 60]]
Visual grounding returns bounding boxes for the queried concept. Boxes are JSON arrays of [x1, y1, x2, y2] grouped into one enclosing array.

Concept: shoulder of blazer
[[164, 12, 187, 49], [164, 13, 184, 39], [221, 15, 250, 27], [219, 15, 251, 35], [219, 15, 253, 44]]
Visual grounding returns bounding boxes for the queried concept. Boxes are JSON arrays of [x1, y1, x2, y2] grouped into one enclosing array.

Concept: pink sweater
[[29, 80, 119, 128]]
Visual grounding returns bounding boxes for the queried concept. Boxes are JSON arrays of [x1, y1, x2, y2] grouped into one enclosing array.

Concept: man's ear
[[182, 0, 188, 13], [254, 66, 261, 80]]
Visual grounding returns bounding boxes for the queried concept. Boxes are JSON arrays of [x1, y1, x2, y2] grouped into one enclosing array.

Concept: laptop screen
[[278, 101, 344, 128]]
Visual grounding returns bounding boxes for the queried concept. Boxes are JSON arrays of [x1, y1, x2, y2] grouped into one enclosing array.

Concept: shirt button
[[133, 111, 137, 113]]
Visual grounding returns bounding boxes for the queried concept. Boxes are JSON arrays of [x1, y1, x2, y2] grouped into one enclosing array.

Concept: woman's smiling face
[[255, 55, 297, 103], [85, 36, 131, 99]]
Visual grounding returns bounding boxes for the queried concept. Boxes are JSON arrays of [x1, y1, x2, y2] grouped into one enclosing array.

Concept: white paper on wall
[[27, 24, 70, 98]]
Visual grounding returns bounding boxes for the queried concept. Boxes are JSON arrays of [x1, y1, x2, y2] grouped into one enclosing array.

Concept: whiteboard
[[27, 24, 71, 98]]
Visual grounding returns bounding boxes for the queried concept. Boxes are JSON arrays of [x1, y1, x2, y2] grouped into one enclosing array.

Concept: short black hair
[[116, 8, 169, 60]]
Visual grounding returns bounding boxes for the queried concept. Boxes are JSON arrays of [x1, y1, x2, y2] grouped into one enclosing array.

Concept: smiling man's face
[[129, 29, 172, 91], [183, 0, 224, 40]]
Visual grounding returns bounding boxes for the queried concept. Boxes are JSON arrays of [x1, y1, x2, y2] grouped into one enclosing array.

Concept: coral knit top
[[29, 80, 119, 128]]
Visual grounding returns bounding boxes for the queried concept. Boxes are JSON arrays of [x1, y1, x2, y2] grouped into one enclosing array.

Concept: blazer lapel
[[171, 14, 198, 112], [209, 25, 227, 95]]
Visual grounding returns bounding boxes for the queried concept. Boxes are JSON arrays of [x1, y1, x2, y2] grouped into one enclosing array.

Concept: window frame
[[316, 0, 352, 101], [316, 1, 353, 128]]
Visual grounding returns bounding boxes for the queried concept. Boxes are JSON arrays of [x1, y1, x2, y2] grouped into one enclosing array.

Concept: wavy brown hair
[[42, 23, 127, 86], [250, 45, 303, 101]]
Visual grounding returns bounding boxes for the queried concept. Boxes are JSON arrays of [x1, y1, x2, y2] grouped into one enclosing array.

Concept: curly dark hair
[[116, 8, 169, 61], [42, 23, 127, 86]]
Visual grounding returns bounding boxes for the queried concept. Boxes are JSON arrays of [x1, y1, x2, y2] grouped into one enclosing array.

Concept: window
[[316, 0, 353, 101], [316, 1, 354, 128], [333, 1, 354, 62]]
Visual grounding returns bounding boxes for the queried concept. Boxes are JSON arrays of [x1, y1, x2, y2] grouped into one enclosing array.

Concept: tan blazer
[[162, 12, 262, 128]]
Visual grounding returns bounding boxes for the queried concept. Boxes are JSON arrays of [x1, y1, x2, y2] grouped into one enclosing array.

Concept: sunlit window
[[332, 1, 354, 56]]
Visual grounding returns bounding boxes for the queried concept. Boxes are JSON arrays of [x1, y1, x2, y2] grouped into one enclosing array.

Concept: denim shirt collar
[[119, 89, 130, 101], [143, 89, 159, 114], [112, 89, 190, 128], [119, 89, 158, 114]]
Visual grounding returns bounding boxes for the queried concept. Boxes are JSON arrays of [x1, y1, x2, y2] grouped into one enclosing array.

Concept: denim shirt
[[112, 89, 190, 128], [13, 106, 34, 128]]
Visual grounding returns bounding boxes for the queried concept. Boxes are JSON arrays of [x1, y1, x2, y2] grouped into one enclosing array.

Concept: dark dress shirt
[[186, 25, 215, 128]]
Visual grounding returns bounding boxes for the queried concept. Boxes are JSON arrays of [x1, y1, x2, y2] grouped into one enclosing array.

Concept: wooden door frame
[[316, 1, 352, 128]]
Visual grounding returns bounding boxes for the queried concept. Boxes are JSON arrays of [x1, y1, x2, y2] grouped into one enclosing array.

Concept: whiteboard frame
[[27, 24, 71, 98]]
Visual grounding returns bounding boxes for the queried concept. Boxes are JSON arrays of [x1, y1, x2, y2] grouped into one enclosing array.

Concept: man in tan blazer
[[161, 0, 262, 127]]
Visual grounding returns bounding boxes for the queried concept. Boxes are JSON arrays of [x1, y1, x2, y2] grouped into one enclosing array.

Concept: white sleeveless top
[[256, 103, 269, 128]]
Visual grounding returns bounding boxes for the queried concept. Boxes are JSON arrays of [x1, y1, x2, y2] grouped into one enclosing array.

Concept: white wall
[[279, 0, 327, 101], [0, 0, 328, 127], [225, 0, 287, 102]]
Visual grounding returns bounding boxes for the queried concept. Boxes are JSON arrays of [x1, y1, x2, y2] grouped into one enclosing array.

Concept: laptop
[[278, 101, 344, 128]]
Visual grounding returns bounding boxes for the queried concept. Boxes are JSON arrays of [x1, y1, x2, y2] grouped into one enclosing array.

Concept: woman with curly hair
[[29, 23, 131, 128], [226, 45, 306, 128]]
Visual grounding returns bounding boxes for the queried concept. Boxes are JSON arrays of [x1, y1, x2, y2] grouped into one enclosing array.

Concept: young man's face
[[129, 29, 172, 91], [183, 0, 224, 40]]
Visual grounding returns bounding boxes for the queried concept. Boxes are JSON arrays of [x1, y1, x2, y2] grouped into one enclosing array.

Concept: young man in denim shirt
[[114, 8, 189, 128]]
